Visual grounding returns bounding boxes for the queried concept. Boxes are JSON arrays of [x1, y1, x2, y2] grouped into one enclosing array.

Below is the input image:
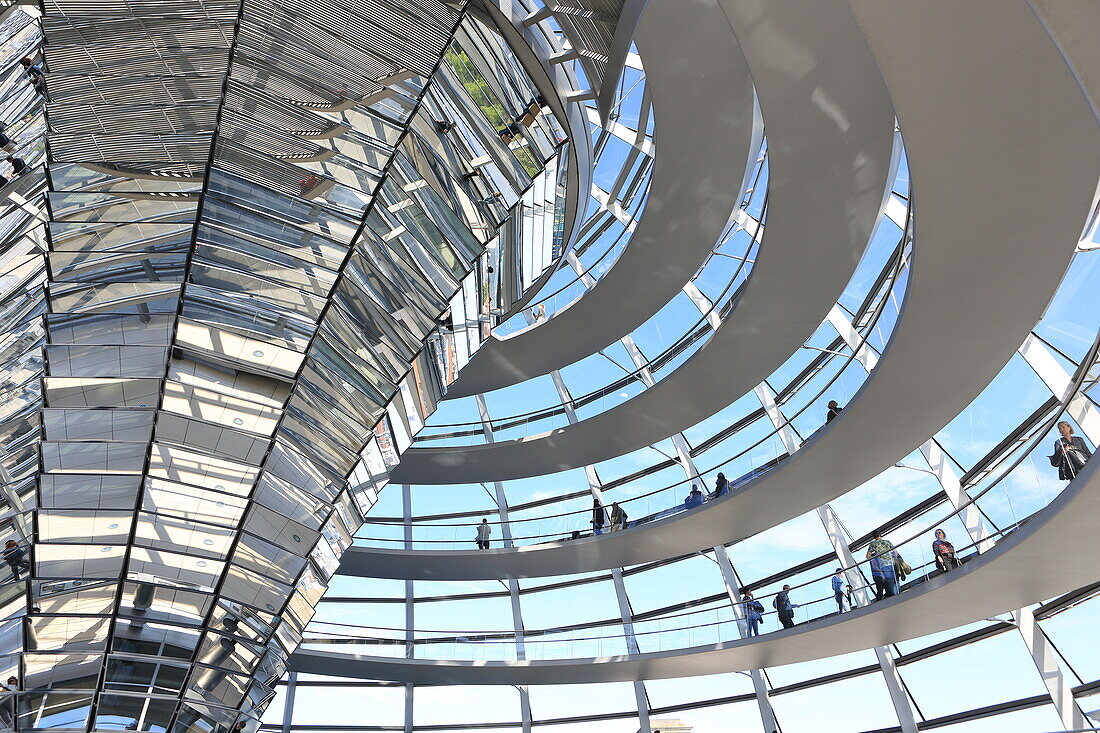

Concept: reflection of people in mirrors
[[826, 400, 843, 423], [3, 674, 19, 729], [2, 541, 30, 580], [1049, 420, 1092, 481], [0, 680, 13, 729]]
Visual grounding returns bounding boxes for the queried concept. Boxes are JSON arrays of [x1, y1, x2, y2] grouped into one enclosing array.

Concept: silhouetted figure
[[712, 472, 729, 498], [773, 585, 799, 629], [592, 498, 607, 535], [684, 485, 705, 510]]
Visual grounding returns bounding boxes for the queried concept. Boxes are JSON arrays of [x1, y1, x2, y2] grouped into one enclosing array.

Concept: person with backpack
[[773, 585, 800, 629], [741, 590, 765, 637]]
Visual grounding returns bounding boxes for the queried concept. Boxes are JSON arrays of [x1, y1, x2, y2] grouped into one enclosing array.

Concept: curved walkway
[[295, 454, 1100, 683], [441, 0, 756, 399], [342, 0, 1100, 580], [391, 0, 897, 483]]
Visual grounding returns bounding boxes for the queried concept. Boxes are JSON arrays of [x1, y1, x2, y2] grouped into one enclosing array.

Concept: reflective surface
[[3, 1, 573, 730]]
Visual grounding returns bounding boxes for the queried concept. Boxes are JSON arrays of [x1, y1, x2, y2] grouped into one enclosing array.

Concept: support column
[[473, 397, 533, 733], [826, 305, 879, 371], [1013, 606, 1087, 731], [916, 438, 1087, 728], [559, 218, 788, 732], [610, 569, 651, 733], [772, 204, 923, 732], [753, 381, 803, 455], [1019, 334, 1100, 442], [547, 365, 645, 730], [817, 504, 920, 733], [639, 272, 782, 731], [279, 671, 297, 733], [919, 439, 995, 552], [712, 546, 779, 733], [402, 485, 415, 733]]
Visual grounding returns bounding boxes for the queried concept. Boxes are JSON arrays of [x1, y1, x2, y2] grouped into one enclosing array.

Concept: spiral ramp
[[2, 0, 1100, 732], [304, 0, 1100, 714]]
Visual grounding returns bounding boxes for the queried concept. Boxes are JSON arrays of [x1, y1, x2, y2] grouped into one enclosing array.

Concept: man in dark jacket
[[773, 585, 800, 629], [6, 156, 27, 176]]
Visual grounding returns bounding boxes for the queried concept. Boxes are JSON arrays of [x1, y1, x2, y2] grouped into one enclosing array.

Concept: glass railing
[[306, 399, 1093, 660]]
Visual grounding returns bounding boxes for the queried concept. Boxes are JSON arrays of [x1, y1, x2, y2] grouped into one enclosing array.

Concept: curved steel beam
[[343, 0, 1100, 580], [390, 0, 895, 483], [442, 0, 757, 398]]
